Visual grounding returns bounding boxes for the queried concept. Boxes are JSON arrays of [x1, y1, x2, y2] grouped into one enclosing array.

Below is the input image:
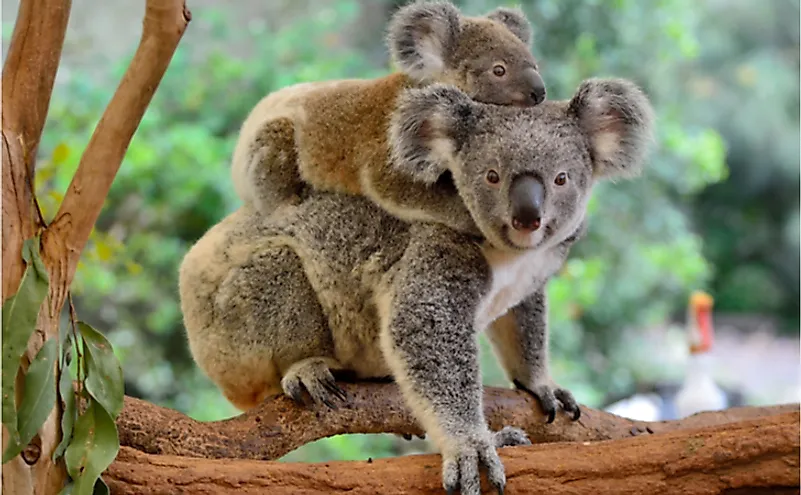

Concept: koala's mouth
[[501, 221, 555, 250]]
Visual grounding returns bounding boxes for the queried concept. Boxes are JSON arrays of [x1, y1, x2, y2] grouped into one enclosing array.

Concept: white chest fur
[[474, 244, 563, 331]]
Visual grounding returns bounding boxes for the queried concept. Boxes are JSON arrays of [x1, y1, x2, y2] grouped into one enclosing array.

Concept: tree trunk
[[1, 1, 190, 493], [106, 411, 800, 494]]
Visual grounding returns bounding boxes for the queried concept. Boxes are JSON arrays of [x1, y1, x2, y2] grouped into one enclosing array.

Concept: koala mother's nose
[[524, 68, 546, 105], [510, 174, 545, 232]]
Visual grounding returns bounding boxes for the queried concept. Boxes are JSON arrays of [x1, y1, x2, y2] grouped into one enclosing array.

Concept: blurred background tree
[[2, 0, 797, 462]]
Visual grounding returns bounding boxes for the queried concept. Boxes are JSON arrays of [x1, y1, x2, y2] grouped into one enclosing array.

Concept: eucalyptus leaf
[[2, 338, 58, 463], [78, 322, 124, 419], [54, 357, 77, 460], [1, 236, 50, 451], [64, 399, 119, 495]]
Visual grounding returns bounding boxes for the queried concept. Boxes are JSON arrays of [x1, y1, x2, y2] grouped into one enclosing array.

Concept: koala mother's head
[[389, 78, 655, 251]]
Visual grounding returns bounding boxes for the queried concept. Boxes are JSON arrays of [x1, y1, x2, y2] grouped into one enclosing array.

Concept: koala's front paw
[[513, 378, 581, 423], [441, 430, 513, 495]]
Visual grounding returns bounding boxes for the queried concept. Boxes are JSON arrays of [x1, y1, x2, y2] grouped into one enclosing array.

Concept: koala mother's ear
[[485, 6, 533, 46], [568, 78, 656, 179], [389, 84, 480, 184], [386, 1, 461, 82]]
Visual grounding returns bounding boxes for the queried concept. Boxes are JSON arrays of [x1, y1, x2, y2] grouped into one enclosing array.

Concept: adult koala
[[179, 78, 654, 494]]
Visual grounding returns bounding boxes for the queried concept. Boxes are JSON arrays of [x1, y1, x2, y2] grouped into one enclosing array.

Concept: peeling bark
[[106, 411, 800, 494], [117, 382, 799, 461]]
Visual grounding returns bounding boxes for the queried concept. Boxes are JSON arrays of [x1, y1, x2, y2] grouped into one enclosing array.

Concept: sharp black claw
[[496, 484, 505, 495], [402, 433, 413, 441], [572, 407, 581, 421], [546, 409, 556, 424], [322, 397, 338, 410], [322, 379, 348, 402]]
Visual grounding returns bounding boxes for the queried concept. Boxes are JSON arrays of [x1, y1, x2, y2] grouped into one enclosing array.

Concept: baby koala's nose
[[525, 68, 547, 105], [530, 86, 546, 105], [510, 174, 544, 232]]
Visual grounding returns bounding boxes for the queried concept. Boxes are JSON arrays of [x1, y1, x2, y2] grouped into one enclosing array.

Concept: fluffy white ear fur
[[386, 1, 461, 82], [388, 84, 478, 184], [569, 78, 656, 178]]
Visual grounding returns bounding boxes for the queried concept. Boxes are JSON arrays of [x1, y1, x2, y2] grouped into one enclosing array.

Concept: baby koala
[[231, 0, 545, 236]]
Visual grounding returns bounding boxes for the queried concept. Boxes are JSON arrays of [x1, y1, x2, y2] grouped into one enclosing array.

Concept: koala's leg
[[241, 117, 306, 215], [379, 229, 530, 495], [486, 289, 581, 423], [218, 245, 346, 410], [362, 163, 482, 237]]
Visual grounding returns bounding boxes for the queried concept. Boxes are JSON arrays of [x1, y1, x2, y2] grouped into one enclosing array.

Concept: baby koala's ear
[[484, 6, 532, 46], [386, 0, 461, 82], [389, 84, 480, 184], [568, 78, 656, 179]]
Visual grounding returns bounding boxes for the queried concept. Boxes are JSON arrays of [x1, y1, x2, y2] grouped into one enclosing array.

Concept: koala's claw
[[281, 359, 347, 409], [513, 379, 581, 423], [441, 433, 507, 495]]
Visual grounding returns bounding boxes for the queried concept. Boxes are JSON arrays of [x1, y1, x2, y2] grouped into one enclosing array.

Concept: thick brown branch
[[106, 411, 800, 494], [117, 382, 799, 461], [44, 0, 191, 288]]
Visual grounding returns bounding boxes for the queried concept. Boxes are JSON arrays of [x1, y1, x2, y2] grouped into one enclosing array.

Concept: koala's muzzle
[[524, 68, 547, 106], [510, 174, 544, 232]]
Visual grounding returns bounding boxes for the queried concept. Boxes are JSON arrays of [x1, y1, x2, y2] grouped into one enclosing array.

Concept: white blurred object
[[604, 393, 664, 422], [673, 291, 728, 418]]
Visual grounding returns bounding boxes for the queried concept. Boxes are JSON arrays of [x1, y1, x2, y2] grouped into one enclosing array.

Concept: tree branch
[[117, 382, 799, 461], [43, 0, 192, 289], [2, 2, 190, 494], [107, 411, 800, 494], [2, 0, 73, 493], [1, 0, 71, 301]]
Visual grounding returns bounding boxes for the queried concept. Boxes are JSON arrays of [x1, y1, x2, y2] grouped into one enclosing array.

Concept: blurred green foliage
[[16, 0, 797, 463]]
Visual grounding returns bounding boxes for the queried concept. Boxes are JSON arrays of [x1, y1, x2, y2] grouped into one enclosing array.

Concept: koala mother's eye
[[554, 172, 568, 186], [492, 64, 506, 77], [485, 169, 500, 185]]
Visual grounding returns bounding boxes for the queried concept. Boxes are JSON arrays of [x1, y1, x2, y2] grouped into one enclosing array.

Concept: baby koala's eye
[[485, 169, 500, 185], [554, 172, 568, 186], [492, 65, 506, 77]]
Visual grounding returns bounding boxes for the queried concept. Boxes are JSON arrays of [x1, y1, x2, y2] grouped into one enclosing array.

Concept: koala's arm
[[361, 160, 482, 237], [486, 289, 581, 422], [380, 226, 528, 494]]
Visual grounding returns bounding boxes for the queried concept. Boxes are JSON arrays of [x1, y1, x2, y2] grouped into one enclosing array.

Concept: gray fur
[[485, 6, 533, 46], [180, 78, 654, 494], [386, 0, 462, 81]]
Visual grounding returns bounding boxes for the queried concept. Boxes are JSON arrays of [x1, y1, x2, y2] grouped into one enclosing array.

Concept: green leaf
[[78, 323, 124, 419], [58, 482, 74, 495], [2, 338, 58, 463], [54, 355, 77, 460], [64, 399, 119, 495], [1, 236, 50, 451]]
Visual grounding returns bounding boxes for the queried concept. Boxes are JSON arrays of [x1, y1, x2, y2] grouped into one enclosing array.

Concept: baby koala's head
[[389, 78, 656, 251], [387, 0, 546, 107]]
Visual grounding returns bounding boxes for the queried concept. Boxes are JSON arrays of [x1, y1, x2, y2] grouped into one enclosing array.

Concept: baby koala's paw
[[514, 378, 581, 423], [441, 429, 510, 495]]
